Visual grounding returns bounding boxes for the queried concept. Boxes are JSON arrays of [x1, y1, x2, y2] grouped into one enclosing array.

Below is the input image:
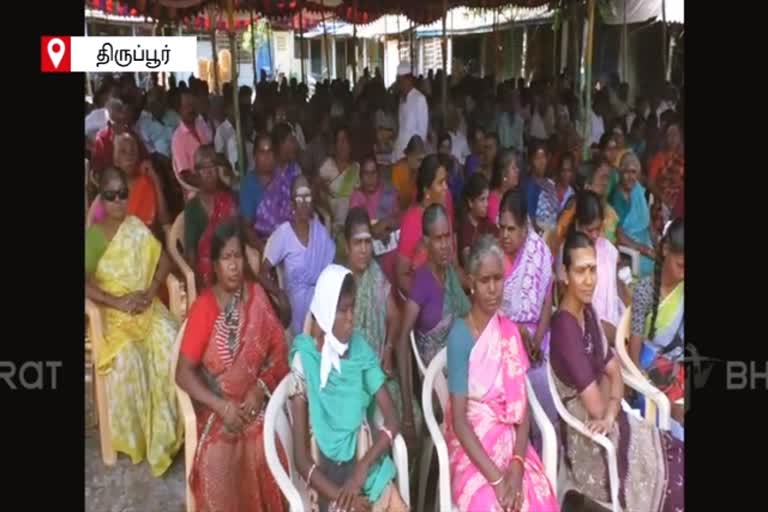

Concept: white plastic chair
[[170, 320, 198, 512], [263, 374, 411, 512], [409, 331, 437, 512], [546, 360, 621, 512], [613, 307, 672, 432], [167, 211, 197, 312], [422, 348, 558, 512], [617, 245, 640, 277]]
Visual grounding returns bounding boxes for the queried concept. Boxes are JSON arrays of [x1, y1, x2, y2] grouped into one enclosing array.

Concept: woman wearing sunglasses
[[261, 175, 336, 337], [89, 133, 171, 237], [85, 167, 182, 477]]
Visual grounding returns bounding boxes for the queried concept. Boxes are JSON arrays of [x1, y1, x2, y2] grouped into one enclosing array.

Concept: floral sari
[[534, 179, 560, 232], [88, 215, 182, 476], [185, 191, 238, 287], [501, 229, 556, 426], [550, 306, 684, 512], [354, 261, 422, 430], [640, 282, 685, 402], [183, 282, 290, 512], [254, 162, 301, 238], [446, 315, 558, 512]]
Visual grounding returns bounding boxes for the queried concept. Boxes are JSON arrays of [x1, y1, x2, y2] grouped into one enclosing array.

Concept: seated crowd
[[85, 68, 684, 512]]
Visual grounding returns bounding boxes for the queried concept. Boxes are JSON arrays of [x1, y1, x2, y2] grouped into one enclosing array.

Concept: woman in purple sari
[[497, 189, 556, 428], [253, 123, 303, 239], [550, 231, 683, 512], [261, 175, 335, 336]]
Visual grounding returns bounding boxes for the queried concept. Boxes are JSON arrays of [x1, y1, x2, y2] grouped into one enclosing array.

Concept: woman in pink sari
[[446, 235, 558, 512]]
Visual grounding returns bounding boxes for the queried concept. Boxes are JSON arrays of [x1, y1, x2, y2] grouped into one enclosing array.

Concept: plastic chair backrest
[[168, 211, 197, 307], [263, 376, 308, 512], [546, 359, 621, 512], [614, 306, 645, 381]]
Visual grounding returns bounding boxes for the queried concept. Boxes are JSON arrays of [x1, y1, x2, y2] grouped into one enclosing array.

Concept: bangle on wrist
[[489, 474, 504, 487], [511, 455, 525, 469]]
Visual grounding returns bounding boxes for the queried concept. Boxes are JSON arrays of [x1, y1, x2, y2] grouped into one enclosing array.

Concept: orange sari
[[91, 161, 158, 227]]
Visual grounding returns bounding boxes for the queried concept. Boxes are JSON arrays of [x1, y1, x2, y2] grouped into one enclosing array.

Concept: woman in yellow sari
[[85, 167, 183, 476]]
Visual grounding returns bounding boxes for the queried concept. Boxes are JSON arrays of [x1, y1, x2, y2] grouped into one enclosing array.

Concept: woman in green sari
[[85, 167, 183, 476], [318, 125, 361, 259], [288, 264, 408, 512], [630, 218, 685, 425], [396, 203, 470, 450], [345, 207, 423, 436]]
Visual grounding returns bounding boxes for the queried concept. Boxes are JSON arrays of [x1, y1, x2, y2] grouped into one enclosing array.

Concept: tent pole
[[582, 0, 596, 162], [622, 0, 629, 82], [226, 0, 244, 181], [442, 0, 448, 118], [321, 0, 331, 80], [209, 5, 219, 94], [661, 0, 668, 81], [250, 10, 258, 86], [299, 6, 306, 83], [352, 0, 359, 84]]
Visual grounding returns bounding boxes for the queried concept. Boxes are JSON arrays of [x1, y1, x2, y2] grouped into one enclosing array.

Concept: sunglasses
[[102, 188, 129, 202], [294, 194, 312, 204]]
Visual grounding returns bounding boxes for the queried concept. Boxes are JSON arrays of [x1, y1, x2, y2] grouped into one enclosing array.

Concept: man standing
[[172, 91, 213, 193], [391, 62, 429, 163]]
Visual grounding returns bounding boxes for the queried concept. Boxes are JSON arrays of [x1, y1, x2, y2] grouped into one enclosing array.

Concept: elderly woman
[[349, 155, 401, 284], [610, 152, 655, 276], [85, 167, 182, 476], [91, 133, 170, 233], [183, 144, 238, 288], [630, 218, 684, 424], [550, 231, 684, 512], [397, 203, 470, 449], [288, 265, 408, 512], [176, 221, 289, 511], [447, 236, 558, 512], [261, 175, 336, 336], [487, 149, 521, 226], [497, 190, 556, 426]]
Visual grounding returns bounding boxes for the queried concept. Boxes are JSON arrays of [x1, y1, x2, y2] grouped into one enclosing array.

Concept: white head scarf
[[310, 264, 353, 389]]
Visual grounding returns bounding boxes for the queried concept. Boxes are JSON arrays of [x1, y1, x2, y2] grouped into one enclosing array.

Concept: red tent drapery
[[90, 0, 551, 27]]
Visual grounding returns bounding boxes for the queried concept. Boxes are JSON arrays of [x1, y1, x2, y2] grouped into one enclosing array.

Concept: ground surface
[[85, 425, 186, 512]]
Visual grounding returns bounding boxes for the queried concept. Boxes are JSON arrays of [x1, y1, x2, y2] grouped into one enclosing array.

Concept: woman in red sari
[[176, 220, 289, 512], [184, 144, 238, 288]]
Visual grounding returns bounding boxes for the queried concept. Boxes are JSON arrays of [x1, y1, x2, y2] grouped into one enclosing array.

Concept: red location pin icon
[[48, 38, 65, 68], [41, 36, 70, 72]]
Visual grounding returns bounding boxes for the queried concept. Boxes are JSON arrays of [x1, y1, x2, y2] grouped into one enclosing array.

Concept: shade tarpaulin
[[599, 0, 683, 25], [92, 0, 552, 26]]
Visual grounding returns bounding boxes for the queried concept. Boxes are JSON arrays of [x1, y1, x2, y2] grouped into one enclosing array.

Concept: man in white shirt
[[85, 83, 116, 143], [391, 62, 429, 163], [214, 98, 236, 156], [135, 87, 177, 159]]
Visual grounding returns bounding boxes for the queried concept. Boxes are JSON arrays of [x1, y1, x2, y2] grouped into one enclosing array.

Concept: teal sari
[[611, 182, 655, 276], [291, 332, 396, 502]]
